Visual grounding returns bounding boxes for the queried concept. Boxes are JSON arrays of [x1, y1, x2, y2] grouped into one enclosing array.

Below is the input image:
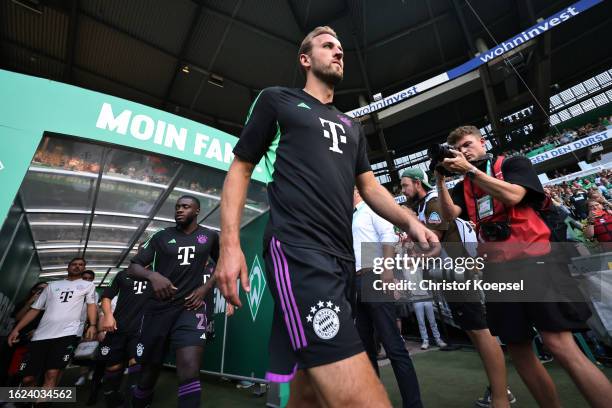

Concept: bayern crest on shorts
[[136, 343, 144, 357], [306, 300, 341, 340], [100, 346, 110, 356]]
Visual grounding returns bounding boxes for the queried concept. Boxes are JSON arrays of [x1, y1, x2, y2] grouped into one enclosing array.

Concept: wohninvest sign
[[345, 0, 603, 118]]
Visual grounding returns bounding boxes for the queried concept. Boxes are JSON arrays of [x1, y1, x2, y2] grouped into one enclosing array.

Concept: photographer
[[434, 125, 611, 408], [401, 168, 513, 408]]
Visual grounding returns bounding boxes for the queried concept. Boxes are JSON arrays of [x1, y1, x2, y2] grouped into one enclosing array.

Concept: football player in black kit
[[217, 26, 438, 407], [98, 253, 151, 407], [128, 195, 220, 408]]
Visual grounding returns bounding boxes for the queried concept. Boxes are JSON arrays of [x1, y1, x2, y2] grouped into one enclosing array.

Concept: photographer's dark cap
[[401, 168, 433, 190]]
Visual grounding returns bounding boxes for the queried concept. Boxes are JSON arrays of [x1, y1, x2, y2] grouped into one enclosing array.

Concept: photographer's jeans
[[353, 275, 423, 408]]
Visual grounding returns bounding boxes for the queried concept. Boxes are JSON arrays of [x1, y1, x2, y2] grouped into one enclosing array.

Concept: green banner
[[0, 69, 267, 225], [222, 213, 272, 380]]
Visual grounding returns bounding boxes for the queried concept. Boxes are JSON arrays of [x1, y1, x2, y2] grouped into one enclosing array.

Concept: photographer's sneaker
[[421, 340, 429, 350], [436, 338, 448, 348], [475, 386, 517, 407]]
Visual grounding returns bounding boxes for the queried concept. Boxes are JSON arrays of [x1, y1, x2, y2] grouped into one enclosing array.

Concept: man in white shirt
[[8, 257, 97, 388], [352, 188, 423, 408]]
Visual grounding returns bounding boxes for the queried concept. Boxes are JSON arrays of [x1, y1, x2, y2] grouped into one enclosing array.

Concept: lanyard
[[469, 160, 491, 221]]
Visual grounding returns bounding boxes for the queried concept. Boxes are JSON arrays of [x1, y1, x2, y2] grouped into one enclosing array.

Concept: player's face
[[175, 198, 200, 225], [67, 259, 86, 276], [308, 34, 344, 86], [453, 134, 486, 162]]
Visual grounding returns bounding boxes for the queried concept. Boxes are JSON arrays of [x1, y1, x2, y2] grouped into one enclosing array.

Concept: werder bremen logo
[[246, 255, 266, 322]]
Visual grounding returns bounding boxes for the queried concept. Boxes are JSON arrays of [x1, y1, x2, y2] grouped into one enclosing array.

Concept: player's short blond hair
[[298, 26, 338, 73]]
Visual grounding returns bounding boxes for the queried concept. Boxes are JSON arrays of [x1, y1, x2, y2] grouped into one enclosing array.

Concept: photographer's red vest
[[464, 156, 551, 262]]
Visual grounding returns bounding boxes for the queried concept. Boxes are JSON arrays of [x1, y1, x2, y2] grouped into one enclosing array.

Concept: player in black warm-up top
[[98, 264, 151, 407], [128, 195, 220, 408]]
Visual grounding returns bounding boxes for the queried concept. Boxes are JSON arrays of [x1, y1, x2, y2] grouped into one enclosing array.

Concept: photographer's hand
[[441, 150, 475, 175]]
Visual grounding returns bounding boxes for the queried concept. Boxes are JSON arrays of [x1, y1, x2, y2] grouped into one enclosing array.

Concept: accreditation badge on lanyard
[[475, 160, 494, 220], [477, 195, 494, 219]]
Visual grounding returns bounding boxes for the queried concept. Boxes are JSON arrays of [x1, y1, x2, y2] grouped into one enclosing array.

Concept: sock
[[177, 379, 201, 408], [127, 364, 141, 392], [132, 385, 154, 408], [103, 369, 124, 408]]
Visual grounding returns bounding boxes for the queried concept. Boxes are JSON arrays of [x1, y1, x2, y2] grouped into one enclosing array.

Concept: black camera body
[[427, 144, 456, 176]]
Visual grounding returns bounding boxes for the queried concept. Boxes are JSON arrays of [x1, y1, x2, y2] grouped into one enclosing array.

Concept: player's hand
[[97, 331, 107, 342], [184, 285, 207, 310], [7, 329, 19, 346], [101, 314, 117, 332], [85, 325, 97, 341], [150, 272, 177, 300], [226, 303, 235, 317], [216, 244, 249, 308], [405, 221, 440, 257]]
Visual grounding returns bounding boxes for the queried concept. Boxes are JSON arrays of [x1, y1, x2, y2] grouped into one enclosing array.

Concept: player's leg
[[126, 358, 141, 393], [41, 336, 79, 388], [99, 332, 128, 408], [132, 307, 175, 408], [175, 346, 204, 408], [170, 305, 208, 408], [19, 339, 47, 386], [42, 368, 61, 388], [307, 352, 391, 408], [132, 363, 161, 408], [125, 334, 143, 392], [103, 362, 125, 408], [287, 369, 322, 407], [267, 238, 391, 407]]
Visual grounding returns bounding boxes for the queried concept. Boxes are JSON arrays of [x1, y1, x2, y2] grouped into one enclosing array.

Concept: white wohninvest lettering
[[319, 118, 347, 154], [95, 103, 234, 163], [479, 6, 579, 63]]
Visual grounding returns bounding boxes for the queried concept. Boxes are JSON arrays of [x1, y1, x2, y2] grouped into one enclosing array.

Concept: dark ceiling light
[[12, 0, 43, 14], [208, 73, 224, 88]]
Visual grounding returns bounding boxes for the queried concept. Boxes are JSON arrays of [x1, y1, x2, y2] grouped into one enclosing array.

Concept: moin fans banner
[[0, 69, 268, 225], [345, 0, 603, 118]]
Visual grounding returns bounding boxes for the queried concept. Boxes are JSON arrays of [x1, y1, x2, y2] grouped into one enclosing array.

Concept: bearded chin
[[313, 65, 343, 87]]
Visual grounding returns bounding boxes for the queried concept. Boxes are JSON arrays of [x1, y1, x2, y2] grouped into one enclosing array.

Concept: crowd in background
[[501, 116, 611, 158], [544, 169, 612, 243]]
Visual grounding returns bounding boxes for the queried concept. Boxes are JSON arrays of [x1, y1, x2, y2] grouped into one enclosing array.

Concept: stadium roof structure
[[1, 0, 611, 178]]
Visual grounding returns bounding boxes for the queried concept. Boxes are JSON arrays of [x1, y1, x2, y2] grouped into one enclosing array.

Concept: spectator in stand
[[570, 187, 589, 220], [585, 200, 612, 243]]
